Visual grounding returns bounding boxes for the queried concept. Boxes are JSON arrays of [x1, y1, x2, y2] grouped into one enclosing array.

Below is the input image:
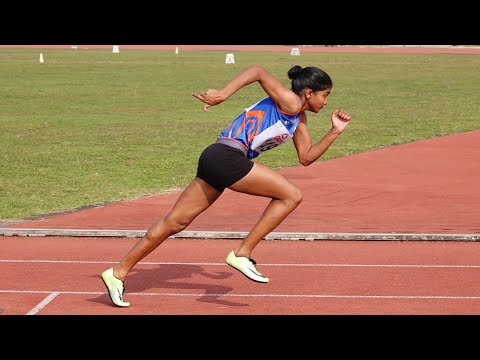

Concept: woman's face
[[308, 88, 331, 113]]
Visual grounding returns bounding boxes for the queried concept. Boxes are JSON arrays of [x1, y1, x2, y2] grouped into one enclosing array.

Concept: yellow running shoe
[[225, 250, 269, 283], [101, 267, 131, 307]]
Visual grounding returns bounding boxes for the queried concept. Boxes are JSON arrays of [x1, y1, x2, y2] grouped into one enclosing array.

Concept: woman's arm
[[293, 110, 352, 166], [192, 65, 300, 114]]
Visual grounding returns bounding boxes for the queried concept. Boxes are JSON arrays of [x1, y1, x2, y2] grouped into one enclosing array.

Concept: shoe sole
[[226, 262, 269, 283]]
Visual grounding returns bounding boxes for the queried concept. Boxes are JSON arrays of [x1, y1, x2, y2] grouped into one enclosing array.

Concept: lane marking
[[2, 289, 480, 300], [1, 259, 480, 268], [26, 292, 59, 315]]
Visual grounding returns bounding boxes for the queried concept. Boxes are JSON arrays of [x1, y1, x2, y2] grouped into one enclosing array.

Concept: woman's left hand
[[331, 110, 351, 133]]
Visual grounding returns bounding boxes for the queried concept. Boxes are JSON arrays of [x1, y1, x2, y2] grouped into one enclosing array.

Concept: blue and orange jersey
[[218, 96, 301, 159]]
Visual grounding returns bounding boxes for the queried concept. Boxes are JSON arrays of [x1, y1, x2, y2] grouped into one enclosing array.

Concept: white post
[[290, 47, 300, 56], [225, 53, 235, 64]]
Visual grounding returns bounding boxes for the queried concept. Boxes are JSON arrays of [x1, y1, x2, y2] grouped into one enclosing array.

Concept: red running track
[[1, 236, 480, 315]]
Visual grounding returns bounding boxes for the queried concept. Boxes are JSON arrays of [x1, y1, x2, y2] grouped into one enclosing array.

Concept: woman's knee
[[283, 186, 303, 209], [144, 217, 182, 241], [290, 187, 303, 206], [163, 214, 191, 234]]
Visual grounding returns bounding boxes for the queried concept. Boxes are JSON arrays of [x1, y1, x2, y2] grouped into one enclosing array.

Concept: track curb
[[1, 228, 479, 241]]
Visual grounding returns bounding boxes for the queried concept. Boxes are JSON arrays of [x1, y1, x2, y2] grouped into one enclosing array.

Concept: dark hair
[[287, 65, 333, 94]]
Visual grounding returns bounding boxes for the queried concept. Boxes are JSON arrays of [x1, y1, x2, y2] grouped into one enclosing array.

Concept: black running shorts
[[196, 142, 254, 193]]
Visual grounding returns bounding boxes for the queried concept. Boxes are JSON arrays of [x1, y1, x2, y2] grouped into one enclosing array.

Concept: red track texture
[[2, 236, 480, 315]]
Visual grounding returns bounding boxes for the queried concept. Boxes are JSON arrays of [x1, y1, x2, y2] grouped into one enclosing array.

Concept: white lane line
[[26, 292, 59, 315], [1, 259, 480, 268], [1, 289, 480, 300]]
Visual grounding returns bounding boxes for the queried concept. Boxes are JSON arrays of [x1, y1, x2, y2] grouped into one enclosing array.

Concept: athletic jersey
[[218, 96, 301, 159]]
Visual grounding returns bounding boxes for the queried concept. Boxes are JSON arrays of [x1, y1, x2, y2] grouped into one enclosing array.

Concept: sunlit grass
[[1, 48, 479, 220]]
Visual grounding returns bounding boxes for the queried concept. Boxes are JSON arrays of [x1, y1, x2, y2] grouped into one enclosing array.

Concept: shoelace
[[249, 258, 262, 273], [117, 281, 125, 299], [119, 286, 126, 301], [115, 271, 126, 295]]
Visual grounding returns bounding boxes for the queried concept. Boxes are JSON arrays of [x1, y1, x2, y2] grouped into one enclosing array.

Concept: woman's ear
[[305, 89, 313, 100]]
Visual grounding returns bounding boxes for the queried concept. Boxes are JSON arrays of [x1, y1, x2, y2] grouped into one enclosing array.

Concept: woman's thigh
[[167, 177, 222, 222], [228, 162, 299, 199]]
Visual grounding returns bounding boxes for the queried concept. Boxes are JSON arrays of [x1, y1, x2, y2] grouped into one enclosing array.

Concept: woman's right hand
[[192, 89, 225, 112]]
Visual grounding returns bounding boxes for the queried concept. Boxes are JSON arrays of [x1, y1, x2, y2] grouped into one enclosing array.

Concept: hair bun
[[287, 65, 303, 80]]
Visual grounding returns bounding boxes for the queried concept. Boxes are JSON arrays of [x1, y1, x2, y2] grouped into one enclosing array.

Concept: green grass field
[[1, 48, 479, 221]]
